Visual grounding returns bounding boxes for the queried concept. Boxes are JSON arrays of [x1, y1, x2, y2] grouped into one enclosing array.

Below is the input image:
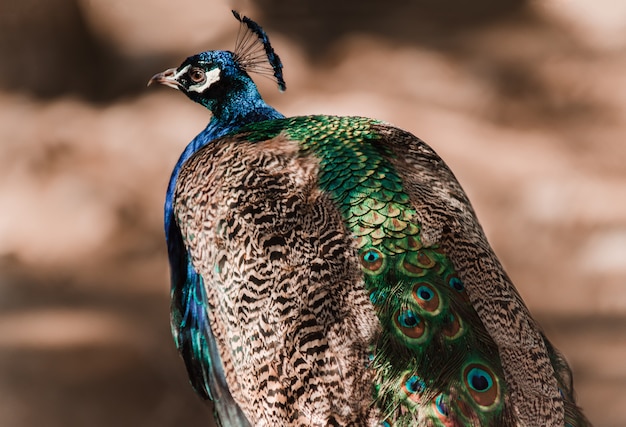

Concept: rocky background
[[1, 0, 625, 425]]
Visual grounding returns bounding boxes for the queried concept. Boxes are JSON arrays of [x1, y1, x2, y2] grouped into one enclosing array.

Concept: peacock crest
[[232, 10, 286, 91]]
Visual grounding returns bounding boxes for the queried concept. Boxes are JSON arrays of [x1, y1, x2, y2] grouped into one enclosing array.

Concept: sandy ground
[[1, 1, 625, 426]]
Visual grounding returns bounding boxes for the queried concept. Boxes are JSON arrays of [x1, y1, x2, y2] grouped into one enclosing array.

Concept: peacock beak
[[148, 68, 181, 90]]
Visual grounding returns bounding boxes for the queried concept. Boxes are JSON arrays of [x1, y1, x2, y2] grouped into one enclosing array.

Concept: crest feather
[[232, 10, 286, 92]]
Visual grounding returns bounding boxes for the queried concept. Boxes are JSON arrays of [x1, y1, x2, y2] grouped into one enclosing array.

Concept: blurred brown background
[[1, 0, 625, 425]]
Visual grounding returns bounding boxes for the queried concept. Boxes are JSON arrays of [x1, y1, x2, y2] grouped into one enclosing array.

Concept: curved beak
[[147, 67, 181, 90]]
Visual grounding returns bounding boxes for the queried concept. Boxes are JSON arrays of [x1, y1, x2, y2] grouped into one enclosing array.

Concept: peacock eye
[[189, 67, 206, 83]]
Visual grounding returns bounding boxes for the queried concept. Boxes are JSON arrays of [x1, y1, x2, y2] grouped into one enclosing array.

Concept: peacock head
[[148, 11, 285, 112], [148, 51, 246, 106]]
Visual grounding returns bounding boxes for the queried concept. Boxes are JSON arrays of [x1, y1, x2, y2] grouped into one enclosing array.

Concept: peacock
[[149, 11, 589, 427]]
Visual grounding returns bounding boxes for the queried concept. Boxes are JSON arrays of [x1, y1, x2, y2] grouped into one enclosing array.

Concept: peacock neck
[[205, 81, 283, 132]]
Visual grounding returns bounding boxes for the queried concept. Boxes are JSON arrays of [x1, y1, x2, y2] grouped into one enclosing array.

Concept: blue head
[[149, 11, 285, 124]]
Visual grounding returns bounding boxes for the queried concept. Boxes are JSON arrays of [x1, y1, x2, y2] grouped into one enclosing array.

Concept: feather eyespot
[[412, 283, 440, 313], [441, 311, 463, 339], [402, 259, 424, 276], [402, 251, 436, 277], [394, 309, 426, 339], [463, 365, 499, 407], [434, 394, 450, 418], [189, 67, 206, 83], [360, 248, 384, 272], [416, 250, 436, 268], [406, 375, 425, 394], [417, 285, 434, 301], [449, 276, 465, 292], [407, 236, 420, 249], [397, 310, 419, 327], [401, 374, 425, 403]]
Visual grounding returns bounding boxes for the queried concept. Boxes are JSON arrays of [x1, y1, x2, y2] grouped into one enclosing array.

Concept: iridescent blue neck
[[164, 83, 283, 236]]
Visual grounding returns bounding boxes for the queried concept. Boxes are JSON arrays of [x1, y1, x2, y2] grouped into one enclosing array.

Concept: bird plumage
[[150, 11, 589, 427]]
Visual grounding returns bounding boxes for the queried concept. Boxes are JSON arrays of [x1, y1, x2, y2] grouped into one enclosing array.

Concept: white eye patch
[[174, 64, 191, 80], [188, 67, 221, 93]]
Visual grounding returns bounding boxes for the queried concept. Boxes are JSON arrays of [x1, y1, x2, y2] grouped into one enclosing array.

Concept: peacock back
[[173, 115, 587, 426]]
